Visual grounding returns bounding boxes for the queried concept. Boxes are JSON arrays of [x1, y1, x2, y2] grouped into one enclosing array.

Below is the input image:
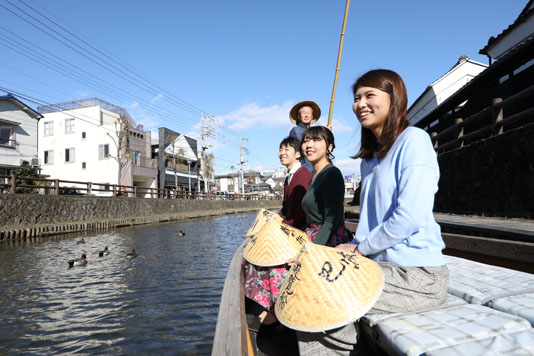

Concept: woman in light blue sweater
[[296, 69, 449, 355]]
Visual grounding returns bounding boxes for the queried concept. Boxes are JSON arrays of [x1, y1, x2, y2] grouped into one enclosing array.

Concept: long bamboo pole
[[327, 0, 351, 127]]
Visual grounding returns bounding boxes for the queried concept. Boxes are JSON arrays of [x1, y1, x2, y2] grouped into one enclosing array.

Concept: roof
[[0, 93, 42, 119], [408, 56, 488, 115], [479, 0, 534, 55], [416, 35, 534, 129], [37, 97, 135, 126]]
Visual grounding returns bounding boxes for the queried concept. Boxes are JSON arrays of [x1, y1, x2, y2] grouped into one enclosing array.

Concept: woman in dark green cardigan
[[300, 126, 353, 246]]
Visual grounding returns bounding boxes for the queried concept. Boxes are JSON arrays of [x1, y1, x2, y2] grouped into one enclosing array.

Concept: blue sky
[[0, 0, 527, 177]]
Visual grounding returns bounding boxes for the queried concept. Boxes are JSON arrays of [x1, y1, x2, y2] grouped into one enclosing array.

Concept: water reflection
[[0, 214, 254, 355]]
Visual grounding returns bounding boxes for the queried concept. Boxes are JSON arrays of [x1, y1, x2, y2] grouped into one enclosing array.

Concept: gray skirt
[[297, 263, 450, 356]]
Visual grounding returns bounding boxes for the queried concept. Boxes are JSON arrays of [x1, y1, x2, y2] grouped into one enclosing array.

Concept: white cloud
[[330, 118, 353, 133], [75, 89, 91, 98], [334, 158, 361, 179], [218, 101, 294, 130], [150, 93, 164, 105]]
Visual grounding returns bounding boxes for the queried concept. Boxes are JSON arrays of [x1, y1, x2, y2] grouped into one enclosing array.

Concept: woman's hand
[[336, 243, 363, 256]]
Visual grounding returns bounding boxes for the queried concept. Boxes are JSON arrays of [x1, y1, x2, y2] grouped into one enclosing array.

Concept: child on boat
[[295, 69, 449, 355], [244, 136, 312, 326]]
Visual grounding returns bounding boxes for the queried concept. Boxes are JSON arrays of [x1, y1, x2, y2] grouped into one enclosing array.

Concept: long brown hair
[[352, 69, 409, 160]]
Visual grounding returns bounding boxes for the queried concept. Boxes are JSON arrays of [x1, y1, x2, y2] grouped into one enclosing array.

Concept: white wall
[[0, 100, 39, 167], [408, 59, 487, 125], [39, 106, 120, 194]]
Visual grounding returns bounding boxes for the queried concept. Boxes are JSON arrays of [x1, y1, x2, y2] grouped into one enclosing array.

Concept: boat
[[212, 218, 534, 356]]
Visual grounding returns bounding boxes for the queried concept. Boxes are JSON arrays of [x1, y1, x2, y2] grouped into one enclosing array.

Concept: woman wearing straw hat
[[296, 70, 449, 355], [289, 101, 321, 173]]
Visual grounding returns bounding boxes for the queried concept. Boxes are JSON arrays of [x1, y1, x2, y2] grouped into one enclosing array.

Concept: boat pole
[[327, 0, 351, 127]]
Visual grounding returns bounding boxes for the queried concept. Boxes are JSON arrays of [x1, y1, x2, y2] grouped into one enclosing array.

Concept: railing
[[428, 85, 534, 154], [0, 174, 280, 201]]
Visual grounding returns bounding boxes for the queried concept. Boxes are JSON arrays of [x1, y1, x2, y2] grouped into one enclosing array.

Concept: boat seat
[[444, 255, 534, 305], [445, 255, 534, 326], [421, 328, 534, 356], [486, 292, 534, 327], [372, 304, 532, 356]]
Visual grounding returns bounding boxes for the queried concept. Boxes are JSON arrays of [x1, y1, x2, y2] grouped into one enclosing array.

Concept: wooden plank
[[442, 232, 534, 264], [212, 239, 250, 356]]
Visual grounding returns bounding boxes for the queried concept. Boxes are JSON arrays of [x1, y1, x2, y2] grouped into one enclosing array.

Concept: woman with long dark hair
[[296, 70, 449, 355]]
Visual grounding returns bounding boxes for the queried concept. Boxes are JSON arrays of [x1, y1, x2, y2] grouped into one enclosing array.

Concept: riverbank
[[0, 194, 281, 241]]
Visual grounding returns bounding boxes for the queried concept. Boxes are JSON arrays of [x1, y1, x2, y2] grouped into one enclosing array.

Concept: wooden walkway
[[344, 204, 534, 274]]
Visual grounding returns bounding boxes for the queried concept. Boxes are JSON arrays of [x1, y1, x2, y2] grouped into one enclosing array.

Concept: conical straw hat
[[244, 219, 309, 267], [245, 208, 282, 238], [275, 242, 384, 332]]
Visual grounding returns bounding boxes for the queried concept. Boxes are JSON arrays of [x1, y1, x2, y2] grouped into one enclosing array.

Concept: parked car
[[59, 188, 85, 196]]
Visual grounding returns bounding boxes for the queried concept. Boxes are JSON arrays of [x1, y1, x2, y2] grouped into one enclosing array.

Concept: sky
[[0, 0, 528, 178]]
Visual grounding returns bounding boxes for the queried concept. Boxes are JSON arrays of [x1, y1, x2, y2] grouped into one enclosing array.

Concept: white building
[[0, 94, 42, 173], [479, 0, 534, 63], [157, 127, 199, 194], [37, 98, 157, 196], [407, 56, 488, 125]]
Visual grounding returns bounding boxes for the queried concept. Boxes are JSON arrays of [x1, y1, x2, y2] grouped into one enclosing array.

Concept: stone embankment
[[0, 194, 281, 241]]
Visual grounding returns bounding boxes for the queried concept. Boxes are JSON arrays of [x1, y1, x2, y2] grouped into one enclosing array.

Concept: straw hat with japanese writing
[[244, 219, 309, 267], [275, 242, 384, 332], [245, 208, 282, 238]]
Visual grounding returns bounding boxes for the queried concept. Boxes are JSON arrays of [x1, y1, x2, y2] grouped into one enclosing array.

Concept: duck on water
[[68, 254, 87, 268]]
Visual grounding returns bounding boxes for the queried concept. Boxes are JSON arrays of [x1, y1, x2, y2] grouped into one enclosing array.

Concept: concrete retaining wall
[[0, 195, 281, 240]]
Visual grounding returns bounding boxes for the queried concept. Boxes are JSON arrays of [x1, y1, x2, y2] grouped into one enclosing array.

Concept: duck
[[68, 254, 87, 267], [178, 230, 186, 236], [98, 246, 109, 257], [76, 238, 85, 244], [126, 249, 137, 259]]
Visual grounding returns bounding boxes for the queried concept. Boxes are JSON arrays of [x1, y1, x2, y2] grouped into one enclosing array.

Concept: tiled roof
[[479, 0, 534, 55]]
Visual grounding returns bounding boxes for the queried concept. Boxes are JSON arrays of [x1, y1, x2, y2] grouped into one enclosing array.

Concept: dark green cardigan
[[301, 164, 345, 245]]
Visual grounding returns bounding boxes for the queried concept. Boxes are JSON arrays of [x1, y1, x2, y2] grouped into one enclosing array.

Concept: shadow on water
[[0, 214, 255, 355]]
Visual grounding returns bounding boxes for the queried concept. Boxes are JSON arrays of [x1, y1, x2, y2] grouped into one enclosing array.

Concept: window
[[82, 162, 86, 170], [44, 121, 54, 136], [134, 151, 141, 166], [82, 132, 86, 139], [99, 144, 110, 159], [65, 118, 75, 134], [99, 111, 103, 126], [65, 148, 75, 163], [44, 150, 54, 165], [0, 126, 15, 147]]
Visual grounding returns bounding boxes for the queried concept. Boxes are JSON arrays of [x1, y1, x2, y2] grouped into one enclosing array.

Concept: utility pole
[[239, 136, 248, 194], [201, 113, 216, 194]]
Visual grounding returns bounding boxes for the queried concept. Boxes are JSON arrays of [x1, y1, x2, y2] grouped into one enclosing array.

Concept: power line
[[2, 0, 203, 117], [19, 0, 207, 116]]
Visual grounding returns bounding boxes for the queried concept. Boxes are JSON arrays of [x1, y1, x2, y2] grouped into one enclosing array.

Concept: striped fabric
[[444, 255, 534, 304], [375, 304, 532, 356], [487, 292, 534, 327], [361, 293, 466, 328], [422, 329, 534, 356]]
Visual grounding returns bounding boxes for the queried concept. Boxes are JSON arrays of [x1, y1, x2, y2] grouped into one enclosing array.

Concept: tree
[[203, 153, 214, 193], [107, 114, 132, 187]]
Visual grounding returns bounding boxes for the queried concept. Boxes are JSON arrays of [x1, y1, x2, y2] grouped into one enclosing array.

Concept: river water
[[0, 213, 254, 355]]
